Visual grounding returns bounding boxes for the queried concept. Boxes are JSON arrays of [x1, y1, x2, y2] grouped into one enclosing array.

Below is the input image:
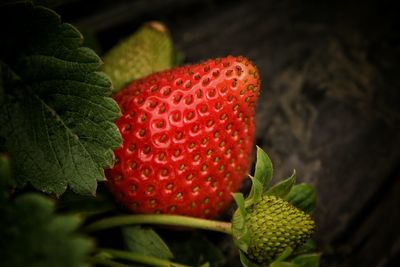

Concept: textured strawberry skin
[[106, 56, 260, 218]]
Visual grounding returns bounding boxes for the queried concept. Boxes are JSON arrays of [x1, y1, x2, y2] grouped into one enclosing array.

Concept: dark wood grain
[[57, 0, 400, 266]]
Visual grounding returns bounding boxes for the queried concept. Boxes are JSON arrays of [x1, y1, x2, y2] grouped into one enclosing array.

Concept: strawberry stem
[[93, 248, 191, 267], [84, 214, 232, 235]]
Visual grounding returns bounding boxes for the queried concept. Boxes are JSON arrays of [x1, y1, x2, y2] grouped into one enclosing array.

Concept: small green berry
[[102, 21, 174, 91], [246, 195, 315, 264]]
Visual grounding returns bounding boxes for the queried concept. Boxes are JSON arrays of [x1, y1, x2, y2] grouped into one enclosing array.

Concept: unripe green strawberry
[[246, 195, 315, 264], [102, 21, 174, 91]]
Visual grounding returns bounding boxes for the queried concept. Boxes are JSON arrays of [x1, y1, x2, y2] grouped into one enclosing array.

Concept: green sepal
[[269, 262, 297, 267], [293, 240, 317, 255], [286, 184, 317, 214], [274, 247, 294, 262], [233, 193, 247, 229], [93, 250, 113, 260], [269, 253, 321, 267], [245, 175, 263, 208], [266, 170, 296, 198], [239, 250, 262, 267], [247, 146, 273, 205], [254, 146, 273, 188], [291, 253, 320, 267], [232, 193, 251, 253], [122, 226, 173, 260]]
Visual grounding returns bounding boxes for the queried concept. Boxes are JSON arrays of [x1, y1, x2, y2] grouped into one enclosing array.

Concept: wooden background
[[55, 0, 400, 266]]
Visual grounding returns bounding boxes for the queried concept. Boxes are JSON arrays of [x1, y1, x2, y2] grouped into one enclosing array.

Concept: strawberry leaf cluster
[[0, 2, 121, 267], [0, 192, 92, 267], [0, 1, 122, 196]]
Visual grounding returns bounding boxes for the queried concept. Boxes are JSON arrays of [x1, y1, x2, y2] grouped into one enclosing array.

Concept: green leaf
[[102, 21, 174, 91], [122, 226, 173, 260], [232, 193, 251, 253], [286, 184, 317, 214], [168, 232, 225, 267], [0, 60, 19, 105], [0, 193, 92, 267], [238, 250, 262, 267], [292, 253, 320, 267], [0, 2, 121, 196], [247, 146, 273, 205], [266, 170, 296, 198]]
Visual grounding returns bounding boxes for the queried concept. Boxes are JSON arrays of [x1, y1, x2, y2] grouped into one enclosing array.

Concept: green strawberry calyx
[[232, 146, 317, 266]]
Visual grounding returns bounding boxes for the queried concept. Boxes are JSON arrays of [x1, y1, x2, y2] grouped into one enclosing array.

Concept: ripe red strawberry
[[106, 56, 260, 218]]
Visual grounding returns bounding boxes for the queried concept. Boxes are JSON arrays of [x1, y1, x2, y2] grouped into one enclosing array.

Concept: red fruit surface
[[106, 56, 260, 218]]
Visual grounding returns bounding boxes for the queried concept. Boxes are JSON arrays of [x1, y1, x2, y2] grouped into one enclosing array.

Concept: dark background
[[53, 0, 399, 266]]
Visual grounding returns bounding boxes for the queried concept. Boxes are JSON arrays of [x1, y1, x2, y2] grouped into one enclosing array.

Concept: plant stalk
[[84, 214, 232, 235]]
